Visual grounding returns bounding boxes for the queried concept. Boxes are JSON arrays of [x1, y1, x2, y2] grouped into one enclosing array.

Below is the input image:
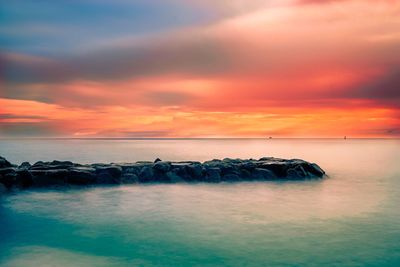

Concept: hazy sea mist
[[0, 139, 399, 266]]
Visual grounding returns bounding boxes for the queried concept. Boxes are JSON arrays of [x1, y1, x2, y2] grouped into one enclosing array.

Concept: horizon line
[[1, 137, 399, 141]]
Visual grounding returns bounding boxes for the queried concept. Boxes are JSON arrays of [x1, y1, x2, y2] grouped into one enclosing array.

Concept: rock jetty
[[0, 156, 325, 192]]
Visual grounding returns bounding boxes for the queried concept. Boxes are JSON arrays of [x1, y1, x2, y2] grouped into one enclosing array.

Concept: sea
[[0, 138, 399, 267]]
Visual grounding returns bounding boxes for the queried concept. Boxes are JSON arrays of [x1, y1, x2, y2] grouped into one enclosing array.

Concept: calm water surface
[[0, 139, 399, 266]]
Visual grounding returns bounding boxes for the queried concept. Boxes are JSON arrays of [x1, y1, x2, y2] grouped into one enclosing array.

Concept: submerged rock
[[0, 156, 325, 191]]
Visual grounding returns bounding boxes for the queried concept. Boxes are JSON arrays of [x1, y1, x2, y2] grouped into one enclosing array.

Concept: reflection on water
[[0, 139, 399, 266]]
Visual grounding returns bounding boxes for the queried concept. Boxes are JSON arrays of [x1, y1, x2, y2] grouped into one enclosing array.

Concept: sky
[[1, 0, 399, 138]]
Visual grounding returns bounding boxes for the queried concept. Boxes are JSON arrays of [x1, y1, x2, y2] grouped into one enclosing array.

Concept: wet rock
[[138, 166, 154, 182], [205, 168, 221, 182], [287, 165, 308, 179], [121, 173, 139, 184], [0, 155, 326, 189], [153, 161, 171, 172], [257, 162, 287, 177], [165, 170, 184, 183], [19, 162, 31, 169], [186, 164, 203, 180], [222, 173, 241, 181], [310, 163, 325, 177], [0, 171, 17, 188], [0, 157, 12, 168], [0, 167, 16, 176], [16, 169, 34, 188], [95, 166, 122, 179], [252, 168, 277, 180], [30, 169, 68, 186], [66, 170, 96, 185]]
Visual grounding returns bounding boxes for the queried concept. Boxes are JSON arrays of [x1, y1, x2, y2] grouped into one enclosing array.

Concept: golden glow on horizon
[[1, 98, 398, 138]]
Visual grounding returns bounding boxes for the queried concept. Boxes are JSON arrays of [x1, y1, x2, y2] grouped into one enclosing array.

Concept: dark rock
[[252, 168, 277, 180], [0, 157, 12, 168], [239, 161, 256, 171], [165, 170, 184, 183], [154, 158, 162, 163], [0, 167, 16, 176], [239, 169, 252, 179], [121, 173, 139, 184], [138, 166, 154, 182], [50, 160, 74, 166], [309, 163, 325, 177], [287, 165, 307, 179], [16, 169, 34, 188], [257, 162, 287, 177], [0, 156, 325, 189], [96, 172, 116, 184], [205, 168, 221, 182], [0, 172, 17, 188], [19, 162, 31, 169], [66, 170, 96, 185], [186, 164, 203, 180], [153, 161, 170, 172], [95, 166, 122, 178], [222, 173, 241, 181], [30, 169, 67, 186]]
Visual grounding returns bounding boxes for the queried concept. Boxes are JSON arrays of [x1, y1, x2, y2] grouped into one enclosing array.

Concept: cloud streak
[[1, 0, 400, 137]]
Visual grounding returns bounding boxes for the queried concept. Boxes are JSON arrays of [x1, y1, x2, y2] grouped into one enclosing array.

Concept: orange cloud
[[1, 0, 400, 137]]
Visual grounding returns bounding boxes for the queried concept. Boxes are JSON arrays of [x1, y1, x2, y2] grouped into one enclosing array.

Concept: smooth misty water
[[0, 139, 399, 267]]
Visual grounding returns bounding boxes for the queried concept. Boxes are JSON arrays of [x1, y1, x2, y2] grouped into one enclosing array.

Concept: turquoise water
[[0, 139, 400, 266]]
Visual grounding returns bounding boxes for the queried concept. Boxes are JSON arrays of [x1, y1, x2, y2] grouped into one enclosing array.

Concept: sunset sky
[[1, 0, 399, 138]]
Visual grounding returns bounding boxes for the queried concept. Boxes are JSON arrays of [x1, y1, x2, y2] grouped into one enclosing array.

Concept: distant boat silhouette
[[344, 136, 347, 140]]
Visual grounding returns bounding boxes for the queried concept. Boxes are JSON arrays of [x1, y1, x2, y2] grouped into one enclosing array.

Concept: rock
[[310, 163, 325, 177], [153, 161, 170, 172], [66, 170, 96, 185], [0, 156, 325, 189], [257, 162, 287, 177], [222, 173, 241, 181], [239, 161, 256, 171], [96, 172, 116, 184], [138, 166, 154, 182], [30, 169, 68, 186], [121, 173, 139, 184], [16, 169, 34, 188], [95, 166, 122, 178], [165, 170, 184, 183], [287, 165, 307, 179], [19, 162, 31, 169], [50, 160, 74, 166], [0, 157, 12, 168], [0, 167, 16, 176], [154, 158, 162, 163], [186, 164, 203, 180], [0, 172, 17, 188], [94, 166, 122, 184], [205, 168, 221, 182], [252, 168, 277, 180]]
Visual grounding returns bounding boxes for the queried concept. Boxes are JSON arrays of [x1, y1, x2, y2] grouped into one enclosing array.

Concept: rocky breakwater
[[0, 156, 325, 193]]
